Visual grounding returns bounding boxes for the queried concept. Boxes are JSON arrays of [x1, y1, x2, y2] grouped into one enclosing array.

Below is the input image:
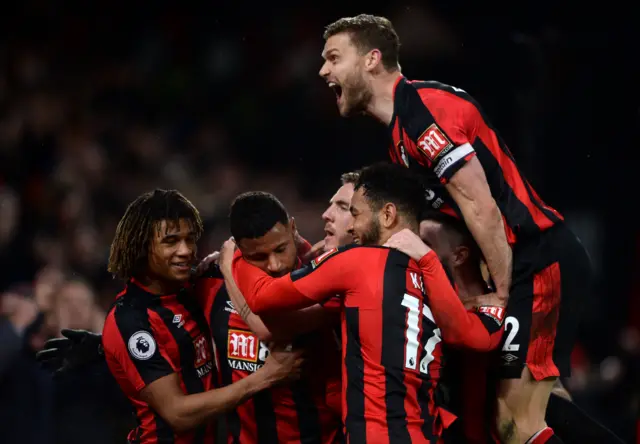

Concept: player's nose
[[347, 215, 358, 232], [319, 63, 330, 78], [176, 240, 193, 257], [322, 207, 333, 222], [266, 255, 282, 274]]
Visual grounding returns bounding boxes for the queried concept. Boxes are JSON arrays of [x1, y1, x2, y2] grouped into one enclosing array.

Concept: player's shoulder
[[103, 285, 165, 359], [404, 78, 477, 106], [408, 79, 469, 96], [194, 266, 227, 313], [200, 263, 224, 280], [104, 284, 152, 335], [379, 246, 420, 268], [333, 245, 417, 274], [306, 243, 381, 269], [336, 244, 399, 261], [194, 265, 225, 292]]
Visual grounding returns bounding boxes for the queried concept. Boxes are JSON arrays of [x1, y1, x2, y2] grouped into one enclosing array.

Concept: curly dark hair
[[108, 189, 203, 280]]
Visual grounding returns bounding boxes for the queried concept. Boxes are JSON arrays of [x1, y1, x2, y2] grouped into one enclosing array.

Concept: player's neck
[[382, 221, 419, 245], [453, 265, 487, 301], [366, 71, 403, 125], [136, 275, 183, 295]]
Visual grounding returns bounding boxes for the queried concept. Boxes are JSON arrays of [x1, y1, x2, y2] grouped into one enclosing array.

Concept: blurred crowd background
[[0, 1, 637, 443]]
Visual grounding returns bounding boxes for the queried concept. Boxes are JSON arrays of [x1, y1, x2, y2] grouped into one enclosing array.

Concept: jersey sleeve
[[321, 295, 342, 313], [408, 87, 480, 183], [232, 247, 354, 315], [418, 251, 504, 351], [102, 307, 177, 393]]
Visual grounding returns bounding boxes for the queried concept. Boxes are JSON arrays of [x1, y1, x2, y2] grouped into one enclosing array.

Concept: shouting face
[[319, 32, 373, 117]]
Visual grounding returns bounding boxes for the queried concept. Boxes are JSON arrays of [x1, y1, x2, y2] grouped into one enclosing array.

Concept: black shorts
[[499, 222, 592, 380]]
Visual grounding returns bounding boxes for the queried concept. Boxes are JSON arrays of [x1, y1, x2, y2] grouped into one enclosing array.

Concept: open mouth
[[324, 226, 335, 238], [172, 262, 190, 270], [328, 82, 343, 101]]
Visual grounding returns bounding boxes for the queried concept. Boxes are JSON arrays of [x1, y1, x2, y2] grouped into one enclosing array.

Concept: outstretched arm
[[219, 240, 351, 314], [223, 269, 334, 342]]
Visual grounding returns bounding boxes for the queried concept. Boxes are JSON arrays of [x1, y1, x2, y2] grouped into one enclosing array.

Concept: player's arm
[[445, 157, 512, 303], [197, 259, 332, 342], [385, 229, 503, 351], [140, 364, 283, 432], [195, 266, 276, 342], [221, 241, 351, 315], [419, 250, 504, 351], [222, 268, 332, 342], [104, 312, 300, 433], [410, 94, 511, 302]]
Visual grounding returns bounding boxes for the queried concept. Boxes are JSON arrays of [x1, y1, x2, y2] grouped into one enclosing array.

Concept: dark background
[[0, 1, 637, 442]]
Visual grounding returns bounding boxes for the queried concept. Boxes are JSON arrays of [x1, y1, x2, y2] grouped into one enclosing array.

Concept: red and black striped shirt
[[388, 76, 563, 245], [196, 266, 342, 444], [442, 285, 501, 444], [235, 245, 504, 443], [102, 279, 217, 444], [442, 334, 500, 444]]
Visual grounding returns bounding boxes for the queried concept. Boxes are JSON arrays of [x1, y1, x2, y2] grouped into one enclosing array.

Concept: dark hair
[[323, 14, 400, 72], [340, 170, 360, 185], [421, 210, 481, 258], [108, 189, 203, 280], [229, 191, 289, 242], [355, 162, 425, 223]]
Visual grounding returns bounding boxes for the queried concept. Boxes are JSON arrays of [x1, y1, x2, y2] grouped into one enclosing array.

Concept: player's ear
[[381, 202, 397, 229], [452, 246, 469, 267], [364, 49, 382, 72], [289, 216, 297, 234]]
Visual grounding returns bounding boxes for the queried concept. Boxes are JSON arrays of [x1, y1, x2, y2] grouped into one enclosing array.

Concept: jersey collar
[[127, 277, 191, 299], [388, 75, 407, 132]]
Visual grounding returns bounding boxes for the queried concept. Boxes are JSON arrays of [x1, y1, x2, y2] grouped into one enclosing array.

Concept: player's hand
[[36, 328, 103, 375], [193, 251, 220, 276], [218, 237, 237, 276], [301, 240, 325, 264], [383, 228, 432, 261], [261, 343, 304, 386]]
